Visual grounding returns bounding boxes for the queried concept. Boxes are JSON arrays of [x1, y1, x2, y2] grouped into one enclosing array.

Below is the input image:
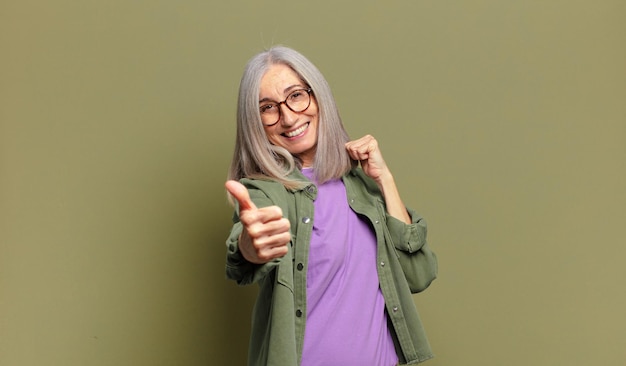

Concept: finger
[[245, 226, 291, 263], [346, 136, 376, 154], [345, 143, 371, 161], [346, 135, 374, 148], [259, 243, 290, 261], [253, 232, 292, 251], [246, 217, 290, 239], [240, 206, 285, 227], [225, 180, 257, 211]]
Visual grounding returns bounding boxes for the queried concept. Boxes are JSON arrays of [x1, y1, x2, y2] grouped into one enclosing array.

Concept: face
[[259, 64, 319, 167]]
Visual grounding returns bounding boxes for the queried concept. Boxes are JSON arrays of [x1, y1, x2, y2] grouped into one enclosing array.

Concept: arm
[[346, 135, 437, 292], [385, 209, 438, 293], [376, 172, 411, 224]]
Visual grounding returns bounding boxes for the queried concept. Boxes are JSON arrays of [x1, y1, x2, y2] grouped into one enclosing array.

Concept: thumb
[[225, 180, 257, 211]]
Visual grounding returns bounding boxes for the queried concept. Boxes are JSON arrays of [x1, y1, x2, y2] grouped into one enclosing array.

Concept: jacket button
[[297, 263, 304, 271], [392, 306, 398, 313], [380, 261, 385, 267], [296, 309, 303, 317], [302, 217, 311, 224]]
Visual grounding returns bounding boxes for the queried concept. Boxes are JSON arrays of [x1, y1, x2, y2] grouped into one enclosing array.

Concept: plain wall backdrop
[[1, 1, 625, 365]]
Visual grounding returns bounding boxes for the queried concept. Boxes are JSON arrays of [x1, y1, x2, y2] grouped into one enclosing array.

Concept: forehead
[[259, 64, 303, 95]]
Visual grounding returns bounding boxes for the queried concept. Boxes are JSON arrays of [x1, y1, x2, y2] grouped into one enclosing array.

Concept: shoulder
[[238, 177, 290, 206], [238, 176, 305, 215], [239, 177, 285, 193]]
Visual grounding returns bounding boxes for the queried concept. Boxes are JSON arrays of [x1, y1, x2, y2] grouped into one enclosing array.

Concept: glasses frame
[[260, 88, 313, 126]]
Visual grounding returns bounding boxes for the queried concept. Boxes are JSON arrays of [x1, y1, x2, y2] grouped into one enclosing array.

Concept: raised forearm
[[376, 171, 411, 224]]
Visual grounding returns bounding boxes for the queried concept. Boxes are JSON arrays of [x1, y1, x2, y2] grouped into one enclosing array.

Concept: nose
[[278, 103, 298, 126]]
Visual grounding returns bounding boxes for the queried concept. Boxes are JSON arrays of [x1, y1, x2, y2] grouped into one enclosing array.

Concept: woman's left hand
[[345, 135, 390, 183]]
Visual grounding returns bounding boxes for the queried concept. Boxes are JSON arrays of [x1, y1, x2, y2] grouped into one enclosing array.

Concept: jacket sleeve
[[385, 208, 438, 293], [225, 181, 282, 285]]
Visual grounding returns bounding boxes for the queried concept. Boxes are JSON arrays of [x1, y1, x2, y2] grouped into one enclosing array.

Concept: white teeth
[[285, 123, 308, 137]]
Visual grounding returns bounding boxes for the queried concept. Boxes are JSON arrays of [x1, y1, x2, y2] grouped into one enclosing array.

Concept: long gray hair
[[228, 46, 354, 189]]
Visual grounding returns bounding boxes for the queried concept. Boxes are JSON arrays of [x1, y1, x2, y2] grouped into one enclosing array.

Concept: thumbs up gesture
[[225, 180, 291, 264]]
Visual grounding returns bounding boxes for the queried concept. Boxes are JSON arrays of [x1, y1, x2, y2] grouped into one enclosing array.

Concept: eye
[[289, 91, 304, 101], [259, 103, 276, 114]]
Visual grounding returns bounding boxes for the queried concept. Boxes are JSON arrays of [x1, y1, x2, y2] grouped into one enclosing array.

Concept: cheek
[[265, 131, 281, 145]]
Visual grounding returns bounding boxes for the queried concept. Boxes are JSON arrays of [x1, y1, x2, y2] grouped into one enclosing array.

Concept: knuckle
[[247, 226, 261, 238], [239, 212, 257, 225]]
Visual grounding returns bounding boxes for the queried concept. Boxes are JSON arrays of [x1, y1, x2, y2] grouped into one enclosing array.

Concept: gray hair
[[228, 46, 354, 189]]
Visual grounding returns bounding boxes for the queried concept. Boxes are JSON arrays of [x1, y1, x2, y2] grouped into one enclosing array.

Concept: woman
[[225, 46, 437, 366]]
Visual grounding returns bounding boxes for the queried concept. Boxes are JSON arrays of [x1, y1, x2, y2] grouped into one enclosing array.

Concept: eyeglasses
[[259, 88, 313, 126]]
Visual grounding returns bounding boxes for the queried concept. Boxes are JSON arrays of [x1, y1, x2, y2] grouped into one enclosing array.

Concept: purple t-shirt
[[300, 169, 397, 366]]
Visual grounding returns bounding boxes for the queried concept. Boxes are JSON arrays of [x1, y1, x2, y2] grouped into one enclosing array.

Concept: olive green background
[[1, 1, 624, 365]]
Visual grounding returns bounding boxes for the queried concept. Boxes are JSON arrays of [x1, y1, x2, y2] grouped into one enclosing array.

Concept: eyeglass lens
[[260, 89, 311, 125]]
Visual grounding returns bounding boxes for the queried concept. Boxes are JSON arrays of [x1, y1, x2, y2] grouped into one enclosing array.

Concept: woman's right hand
[[225, 180, 291, 264]]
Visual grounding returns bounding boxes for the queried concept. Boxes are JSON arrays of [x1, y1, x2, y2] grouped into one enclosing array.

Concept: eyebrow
[[259, 84, 305, 103]]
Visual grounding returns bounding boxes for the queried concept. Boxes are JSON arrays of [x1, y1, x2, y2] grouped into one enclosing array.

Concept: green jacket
[[226, 168, 438, 365]]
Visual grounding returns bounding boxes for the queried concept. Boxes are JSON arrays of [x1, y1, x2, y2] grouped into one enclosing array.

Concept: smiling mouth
[[283, 123, 309, 138]]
